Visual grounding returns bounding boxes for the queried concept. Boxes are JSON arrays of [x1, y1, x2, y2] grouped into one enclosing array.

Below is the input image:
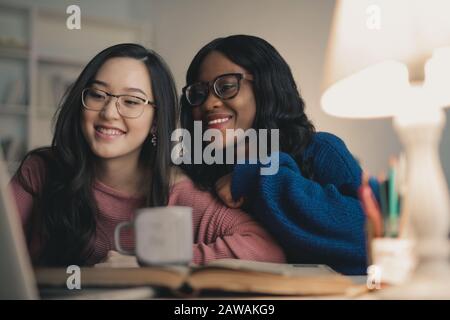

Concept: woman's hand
[[215, 173, 244, 208]]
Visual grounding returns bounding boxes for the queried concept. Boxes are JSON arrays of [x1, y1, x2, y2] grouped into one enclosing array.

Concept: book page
[[202, 259, 338, 276], [187, 262, 356, 296]]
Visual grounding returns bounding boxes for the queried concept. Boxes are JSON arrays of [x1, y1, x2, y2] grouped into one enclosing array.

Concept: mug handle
[[114, 221, 134, 255]]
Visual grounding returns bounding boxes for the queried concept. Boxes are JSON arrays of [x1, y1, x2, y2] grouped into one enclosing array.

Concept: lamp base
[[384, 108, 450, 299]]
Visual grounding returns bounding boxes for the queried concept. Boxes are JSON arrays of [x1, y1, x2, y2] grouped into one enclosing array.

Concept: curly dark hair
[[180, 34, 315, 190]]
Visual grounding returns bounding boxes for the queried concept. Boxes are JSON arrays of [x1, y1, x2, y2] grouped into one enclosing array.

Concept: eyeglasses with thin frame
[[182, 73, 253, 107], [81, 87, 156, 119]]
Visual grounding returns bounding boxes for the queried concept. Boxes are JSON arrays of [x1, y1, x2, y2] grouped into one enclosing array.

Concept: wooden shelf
[[0, 46, 29, 59], [0, 104, 28, 116], [38, 55, 84, 68], [0, 2, 148, 152]]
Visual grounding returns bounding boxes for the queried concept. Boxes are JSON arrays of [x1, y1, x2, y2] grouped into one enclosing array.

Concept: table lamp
[[321, 0, 450, 298]]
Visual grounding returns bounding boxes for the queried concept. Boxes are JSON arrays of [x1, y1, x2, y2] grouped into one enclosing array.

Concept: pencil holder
[[370, 238, 417, 285]]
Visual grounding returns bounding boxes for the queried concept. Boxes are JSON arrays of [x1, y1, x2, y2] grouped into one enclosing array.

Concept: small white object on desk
[[370, 238, 416, 285]]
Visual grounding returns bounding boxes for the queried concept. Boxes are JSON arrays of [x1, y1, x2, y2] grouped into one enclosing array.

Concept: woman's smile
[[94, 124, 127, 141], [206, 113, 234, 130]]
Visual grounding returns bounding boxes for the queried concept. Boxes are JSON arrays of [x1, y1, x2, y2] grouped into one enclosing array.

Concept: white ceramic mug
[[114, 206, 193, 265]]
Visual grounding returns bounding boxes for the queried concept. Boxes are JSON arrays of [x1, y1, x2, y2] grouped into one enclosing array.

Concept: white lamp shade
[[322, 0, 450, 118]]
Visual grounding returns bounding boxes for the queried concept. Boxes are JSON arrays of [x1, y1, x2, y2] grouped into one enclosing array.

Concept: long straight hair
[[180, 35, 315, 190], [16, 43, 178, 266]]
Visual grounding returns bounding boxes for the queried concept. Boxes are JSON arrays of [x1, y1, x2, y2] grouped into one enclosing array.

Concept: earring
[[151, 125, 157, 147]]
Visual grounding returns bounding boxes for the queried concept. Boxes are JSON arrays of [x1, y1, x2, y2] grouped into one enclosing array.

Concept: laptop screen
[[0, 148, 38, 299]]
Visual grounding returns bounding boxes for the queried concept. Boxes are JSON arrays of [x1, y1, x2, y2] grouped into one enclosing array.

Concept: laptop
[[0, 150, 38, 299], [0, 147, 154, 300]]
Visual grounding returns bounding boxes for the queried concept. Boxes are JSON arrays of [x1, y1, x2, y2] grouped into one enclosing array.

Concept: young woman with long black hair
[[180, 35, 368, 275], [9, 43, 285, 267]]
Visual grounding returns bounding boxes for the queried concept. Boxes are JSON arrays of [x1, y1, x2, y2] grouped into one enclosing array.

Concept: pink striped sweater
[[9, 155, 285, 266]]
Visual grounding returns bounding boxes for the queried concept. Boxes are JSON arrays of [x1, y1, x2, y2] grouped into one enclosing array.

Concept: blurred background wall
[[0, 0, 448, 186]]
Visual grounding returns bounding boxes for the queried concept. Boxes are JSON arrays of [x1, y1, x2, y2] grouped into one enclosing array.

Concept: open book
[[35, 259, 363, 297]]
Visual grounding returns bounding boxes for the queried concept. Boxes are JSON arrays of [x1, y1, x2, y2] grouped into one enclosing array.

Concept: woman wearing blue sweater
[[180, 35, 367, 275]]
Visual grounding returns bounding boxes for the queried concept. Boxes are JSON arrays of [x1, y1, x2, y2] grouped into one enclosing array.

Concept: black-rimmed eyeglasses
[[182, 73, 253, 107]]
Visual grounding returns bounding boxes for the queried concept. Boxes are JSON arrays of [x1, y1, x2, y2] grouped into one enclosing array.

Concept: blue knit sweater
[[230, 132, 367, 275]]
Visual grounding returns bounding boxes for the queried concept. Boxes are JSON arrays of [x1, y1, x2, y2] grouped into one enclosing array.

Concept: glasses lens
[[186, 83, 208, 106], [118, 95, 146, 118], [215, 74, 239, 99], [83, 88, 107, 110]]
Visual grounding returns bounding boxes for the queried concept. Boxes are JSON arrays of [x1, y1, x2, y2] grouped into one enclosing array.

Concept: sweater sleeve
[[8, 155, 47, 229], [192, 206, 286, 265], [230, 136, 368, 275], [170, 180, 286, 265]]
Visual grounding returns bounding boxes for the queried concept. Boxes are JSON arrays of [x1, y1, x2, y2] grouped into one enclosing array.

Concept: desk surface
[[40, 276, 370, 300], [39, 286, 157, 300]]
